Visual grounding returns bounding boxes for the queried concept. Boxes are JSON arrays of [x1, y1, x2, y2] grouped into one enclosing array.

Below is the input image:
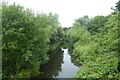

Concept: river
[[38, 48, 80, 78]]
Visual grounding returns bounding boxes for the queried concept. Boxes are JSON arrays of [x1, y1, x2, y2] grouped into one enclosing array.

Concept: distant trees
[[74, 15, 108, 34], [87, 16, 108, 34], [74, 15, 90, 27]]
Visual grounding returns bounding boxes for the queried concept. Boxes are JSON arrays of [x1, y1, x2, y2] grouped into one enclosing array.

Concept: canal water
[[39, 48, 80, 78]]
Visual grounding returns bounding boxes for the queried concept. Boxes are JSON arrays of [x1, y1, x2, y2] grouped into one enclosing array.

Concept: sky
[[5, 0, 118, 28]]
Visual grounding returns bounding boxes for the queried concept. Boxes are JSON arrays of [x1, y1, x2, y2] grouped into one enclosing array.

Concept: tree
[[87, 16, 108, 34], [74, 15, 90, 27], [2, 2, 65, 78]]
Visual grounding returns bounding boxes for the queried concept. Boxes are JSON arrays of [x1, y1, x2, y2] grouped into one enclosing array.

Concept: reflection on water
[[38, 49, 63, 78], [38, 48, 80, 78], [68, 48, 82, 67], [56, 48, 79, 78]]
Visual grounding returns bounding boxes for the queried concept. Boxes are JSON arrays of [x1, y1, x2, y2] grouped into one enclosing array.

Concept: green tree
[[74, 15, 90, 27], [2, 2, 64, 78], [87, 16, 108, 34]]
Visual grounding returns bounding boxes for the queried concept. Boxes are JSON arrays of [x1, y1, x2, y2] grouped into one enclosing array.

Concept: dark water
[[39, 48, 80, 78]]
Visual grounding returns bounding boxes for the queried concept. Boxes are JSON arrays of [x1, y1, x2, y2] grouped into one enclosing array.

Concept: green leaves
[[2, 2, 64, 78], [68, 7, 119, 78]]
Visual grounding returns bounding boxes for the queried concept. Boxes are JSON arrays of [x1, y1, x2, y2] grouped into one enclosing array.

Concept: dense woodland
[[1, 1, 120, 79]]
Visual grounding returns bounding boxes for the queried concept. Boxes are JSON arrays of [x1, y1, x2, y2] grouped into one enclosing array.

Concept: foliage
[[74, 15, 90, 27], [2, 0, 119, 79], [2, 2, 64, 78], [74, 15, 108, 35], [67, 2, 119, 78], [87, 16, 108, 34]]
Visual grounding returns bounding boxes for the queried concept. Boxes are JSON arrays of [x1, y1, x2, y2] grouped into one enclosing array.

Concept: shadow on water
[[38, 49, 64, 78], [37, 47, 80, 78]]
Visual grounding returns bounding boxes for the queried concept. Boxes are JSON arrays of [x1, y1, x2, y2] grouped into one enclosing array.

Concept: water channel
[[38, 48, 80, 78]]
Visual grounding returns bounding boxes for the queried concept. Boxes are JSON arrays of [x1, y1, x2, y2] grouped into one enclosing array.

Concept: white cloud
[[6, 0, 118, 27]]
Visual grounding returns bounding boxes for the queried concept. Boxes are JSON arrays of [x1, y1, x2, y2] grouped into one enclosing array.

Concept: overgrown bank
[[67, 1, 119, 78]]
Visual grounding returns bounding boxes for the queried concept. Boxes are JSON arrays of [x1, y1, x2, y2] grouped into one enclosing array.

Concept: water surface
[[39, 48, 80, 78]]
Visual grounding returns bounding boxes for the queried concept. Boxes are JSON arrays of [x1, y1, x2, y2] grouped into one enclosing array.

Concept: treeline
[[67, 1, 119, 78], [2, 3, 65, 78]]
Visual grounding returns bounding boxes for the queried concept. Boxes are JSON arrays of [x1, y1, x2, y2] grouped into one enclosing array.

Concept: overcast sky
[[6, 0, 118, 27]]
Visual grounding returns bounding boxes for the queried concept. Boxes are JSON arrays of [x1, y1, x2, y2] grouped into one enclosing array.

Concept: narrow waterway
[[39, 48, 80, 78]]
